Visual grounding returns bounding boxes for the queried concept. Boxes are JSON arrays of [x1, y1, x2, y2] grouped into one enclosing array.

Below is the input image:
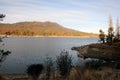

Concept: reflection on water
[[0, 37, 97, 73]]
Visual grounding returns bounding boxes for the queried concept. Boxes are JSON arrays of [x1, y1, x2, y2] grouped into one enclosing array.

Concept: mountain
[[0, 21, 98, 37]]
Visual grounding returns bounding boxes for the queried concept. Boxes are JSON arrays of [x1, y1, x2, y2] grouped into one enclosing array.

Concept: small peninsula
[[72, 16, 120, 66]]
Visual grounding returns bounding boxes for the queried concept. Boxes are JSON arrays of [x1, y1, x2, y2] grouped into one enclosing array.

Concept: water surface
[[0, 37, 98, 73]]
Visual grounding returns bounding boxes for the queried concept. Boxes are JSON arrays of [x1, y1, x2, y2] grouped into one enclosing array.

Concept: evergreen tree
[[106, 16, 114, 44], [115, 17, 120, 40], [0, 14, 5, 21], [0, 14, 11, 64], [99, 29, 105, 43]]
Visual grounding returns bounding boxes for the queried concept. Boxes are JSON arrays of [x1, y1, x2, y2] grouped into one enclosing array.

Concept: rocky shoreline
[[71, 43, 120, 61]]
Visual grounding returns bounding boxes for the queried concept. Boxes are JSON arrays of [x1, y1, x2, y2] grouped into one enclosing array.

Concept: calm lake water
[[0, 37, 98, 73]]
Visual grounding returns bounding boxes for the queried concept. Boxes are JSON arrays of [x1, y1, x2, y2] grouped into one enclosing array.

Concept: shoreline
[[0, 35, 98, 38]]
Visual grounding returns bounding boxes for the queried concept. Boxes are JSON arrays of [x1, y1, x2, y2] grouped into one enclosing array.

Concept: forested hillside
[[0, 21, 98, 37]]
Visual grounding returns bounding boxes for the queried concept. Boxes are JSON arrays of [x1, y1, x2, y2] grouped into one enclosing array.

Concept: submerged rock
[[71, 43, 120, 61]]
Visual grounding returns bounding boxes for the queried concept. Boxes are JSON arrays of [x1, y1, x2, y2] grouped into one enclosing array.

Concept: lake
[[0, 37, 98, 73]]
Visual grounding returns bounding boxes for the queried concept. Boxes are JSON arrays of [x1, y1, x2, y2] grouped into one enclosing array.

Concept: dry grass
[[0, 67, 120, 80], [68, 67, 120, 80]]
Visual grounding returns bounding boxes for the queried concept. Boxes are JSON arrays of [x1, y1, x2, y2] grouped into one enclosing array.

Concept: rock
[[71, 43, 120, 61]]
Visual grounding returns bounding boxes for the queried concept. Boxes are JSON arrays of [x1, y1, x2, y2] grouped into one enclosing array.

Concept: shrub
[[56, 51, 72, 78], [26, 64, 44, 80], [44, 56, 54, 80]]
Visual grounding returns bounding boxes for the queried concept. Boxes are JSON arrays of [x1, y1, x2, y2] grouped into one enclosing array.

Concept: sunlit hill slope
[[0, 21, 98, 37]]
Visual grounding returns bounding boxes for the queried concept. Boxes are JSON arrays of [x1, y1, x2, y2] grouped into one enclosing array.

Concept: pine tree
[[115, 17, 120, 39], [106, 16, 114, 44], [99, 29, 105, 43], [0, 14, 5, 21]]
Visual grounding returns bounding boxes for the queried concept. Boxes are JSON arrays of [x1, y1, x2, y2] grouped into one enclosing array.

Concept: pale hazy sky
[[0, 0, 120, 33]]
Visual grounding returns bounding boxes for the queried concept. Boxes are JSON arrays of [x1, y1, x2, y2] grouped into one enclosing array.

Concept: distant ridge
[[0, 21, 98, 37]]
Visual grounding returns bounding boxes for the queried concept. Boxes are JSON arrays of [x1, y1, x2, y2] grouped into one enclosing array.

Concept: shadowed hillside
[[0, 21, 98, 37]]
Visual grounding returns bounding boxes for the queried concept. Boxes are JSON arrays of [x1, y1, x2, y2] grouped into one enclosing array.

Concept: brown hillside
[[0, 21, 98, 37]]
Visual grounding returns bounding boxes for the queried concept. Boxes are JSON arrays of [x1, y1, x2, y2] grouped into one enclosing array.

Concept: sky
[[0, 0, 120, 33]]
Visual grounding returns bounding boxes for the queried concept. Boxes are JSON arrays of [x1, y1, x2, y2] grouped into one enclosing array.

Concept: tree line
[[99, 16, 120, 45]]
